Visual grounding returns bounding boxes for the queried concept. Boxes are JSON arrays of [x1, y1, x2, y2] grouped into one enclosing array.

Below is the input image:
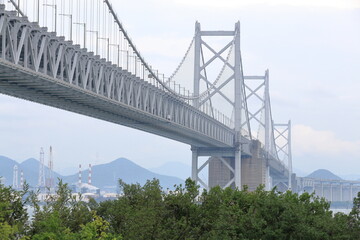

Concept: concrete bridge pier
[[241, 140, 269, 191], [191, 140, 282, 191], [191, 146, 246, 190]]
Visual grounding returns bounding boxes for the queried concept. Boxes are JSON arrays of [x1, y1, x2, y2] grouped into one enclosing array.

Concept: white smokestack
[[78, 164, 82, 186], [88, 164, 92, 185]]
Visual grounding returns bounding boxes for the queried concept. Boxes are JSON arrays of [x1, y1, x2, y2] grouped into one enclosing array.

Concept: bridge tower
[[190, 23, 292, 191], [243, 71, 273, 190], [191, 22, 250, 189], [38, 148, 45, 190], [273, 121, 293, 190]]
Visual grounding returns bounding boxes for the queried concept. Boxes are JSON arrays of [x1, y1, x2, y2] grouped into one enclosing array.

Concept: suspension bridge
[[0, 0, 293, 191]]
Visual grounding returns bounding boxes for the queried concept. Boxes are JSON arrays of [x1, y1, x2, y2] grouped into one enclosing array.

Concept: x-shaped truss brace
[[241, 107, 265, 128], [274, 128, 288, 141], [201, 40, 234, 71], [245, 83, 265, 101], [197, 39, 235, 108], [241, 80, 266, 130], [199, 74, 235, 106], [196, 157, 235, 190], [274, 127, 290, 160]]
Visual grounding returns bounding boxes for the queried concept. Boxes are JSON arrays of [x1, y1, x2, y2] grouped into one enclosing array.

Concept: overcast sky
[[0, 0, 359, 177]]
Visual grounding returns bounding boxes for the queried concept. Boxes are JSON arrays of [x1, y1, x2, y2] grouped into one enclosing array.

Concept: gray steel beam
[[200, 31, 235, 36]]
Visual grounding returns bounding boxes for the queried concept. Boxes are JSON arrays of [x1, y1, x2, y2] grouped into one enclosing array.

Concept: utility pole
[[43, 4, 57, 32], [74, 22, 86, 48], [59, 13, 73, 40]]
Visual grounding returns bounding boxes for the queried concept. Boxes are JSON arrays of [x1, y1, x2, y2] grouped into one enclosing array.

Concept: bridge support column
[[192, 144, 251, 190], [265, 165, 271, 190], [191, 147, 198, 183], [234, 149, 241, 189], [208, 157, 235, 188], [241, 140, 268, 191], [199, 140, 288, 192]]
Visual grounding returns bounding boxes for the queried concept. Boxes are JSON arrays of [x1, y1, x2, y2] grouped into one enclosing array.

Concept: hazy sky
[[0, 0, 359, 176]]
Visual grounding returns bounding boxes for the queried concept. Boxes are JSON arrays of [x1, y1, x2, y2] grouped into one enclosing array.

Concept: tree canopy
[[0, 179, 359, 239]]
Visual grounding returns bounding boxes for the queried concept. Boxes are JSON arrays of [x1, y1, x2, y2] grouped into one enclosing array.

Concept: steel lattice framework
[[274, 121, 293, 189], [191, 22, 249, 189], [0, 7, 234, 147], [0, 1, 292, 190]]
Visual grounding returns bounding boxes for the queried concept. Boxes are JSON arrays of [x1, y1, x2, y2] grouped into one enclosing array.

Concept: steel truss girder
[[0, 8, 235, 147]]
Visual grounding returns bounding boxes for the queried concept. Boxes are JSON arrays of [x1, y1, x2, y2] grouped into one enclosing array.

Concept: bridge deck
[[0, 59, 233, 148]]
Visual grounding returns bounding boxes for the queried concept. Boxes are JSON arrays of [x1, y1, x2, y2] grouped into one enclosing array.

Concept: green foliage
[[349, 192, 360, 238], [97, 179, 165, 239], [1, 178, 360, 239], [96, 179, 360, 240], [31, 180, 91, 235], [30, 179, 120, 239], [79, 212, 122, 240], [0, 182, 30, 239]]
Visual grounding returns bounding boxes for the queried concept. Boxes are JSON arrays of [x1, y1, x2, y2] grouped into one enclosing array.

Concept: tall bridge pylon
[[273, 121, 293, 190], [190, 23, 293, 191], [243, 71, 277, 190], [191, 22, 251, 189]]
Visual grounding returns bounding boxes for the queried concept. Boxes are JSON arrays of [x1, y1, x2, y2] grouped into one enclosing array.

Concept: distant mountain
[[63, 158, 184, 190], [0, 156, 62, 187], [307, 169, 342, 180], [150, 162, 191, 180], [20, 158, 62, 187], [18, 158, 38, 187], [1, 156, 184, 190]]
